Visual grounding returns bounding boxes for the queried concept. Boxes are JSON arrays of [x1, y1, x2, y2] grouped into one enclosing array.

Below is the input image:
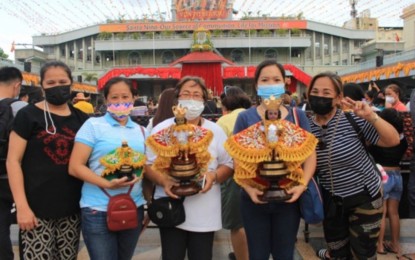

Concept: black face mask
[[44, 85, 71, 105], [309, 95, 334, 115]]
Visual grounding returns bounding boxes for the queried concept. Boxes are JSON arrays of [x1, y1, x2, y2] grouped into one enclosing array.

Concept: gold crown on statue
[[172, 104, 187, 119], [264, 95, 282, 111]]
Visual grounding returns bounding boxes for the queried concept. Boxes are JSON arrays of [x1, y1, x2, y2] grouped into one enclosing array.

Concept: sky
[[0, 0, 413, 60]]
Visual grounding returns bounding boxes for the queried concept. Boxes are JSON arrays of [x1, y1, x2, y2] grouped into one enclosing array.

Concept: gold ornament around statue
[[259, 95, 292, 202], [100, 140, 146, 181], [169, 104, 201, 196]]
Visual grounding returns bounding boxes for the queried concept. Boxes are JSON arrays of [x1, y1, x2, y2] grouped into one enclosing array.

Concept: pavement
[[10, 219, 415, 259]]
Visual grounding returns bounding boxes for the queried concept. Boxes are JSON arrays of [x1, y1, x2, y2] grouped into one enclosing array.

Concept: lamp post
[[349, 0, 358, 18]]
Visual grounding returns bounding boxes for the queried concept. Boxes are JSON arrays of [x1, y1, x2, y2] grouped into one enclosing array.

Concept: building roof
[[169, 51, 234, 66]]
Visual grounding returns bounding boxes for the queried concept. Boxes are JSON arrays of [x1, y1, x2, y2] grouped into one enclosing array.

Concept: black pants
[[159, 227, 214, 260], [0, 179, 14, 260], [322, 188, 383, 260]]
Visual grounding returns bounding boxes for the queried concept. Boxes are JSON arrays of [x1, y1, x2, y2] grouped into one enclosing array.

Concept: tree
[[0, 48, 9, 59], [82, 72, 98, 84]]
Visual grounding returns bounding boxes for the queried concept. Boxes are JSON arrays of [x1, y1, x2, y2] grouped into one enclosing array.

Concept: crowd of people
[[0, 59, 414, 260]]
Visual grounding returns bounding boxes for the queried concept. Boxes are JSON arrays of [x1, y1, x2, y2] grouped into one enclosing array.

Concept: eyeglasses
[[318, 125, 328, 150], [178, 91, 204, 101]]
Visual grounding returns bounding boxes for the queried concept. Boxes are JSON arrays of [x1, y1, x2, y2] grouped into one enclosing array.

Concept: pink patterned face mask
[[107, 102, 134, 119]]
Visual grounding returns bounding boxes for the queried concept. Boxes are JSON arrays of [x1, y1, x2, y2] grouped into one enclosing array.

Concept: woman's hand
[[243, 185, 267, 204], [107, 175, 139, 189], [17, 205, 38, 231], [160, 176, 180, 199], [342, 97, 375, 121], [285, 184, 307, 203]]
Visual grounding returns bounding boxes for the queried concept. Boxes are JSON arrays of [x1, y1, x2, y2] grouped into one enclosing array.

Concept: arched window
[[128, 52, 141, 66], [231, 49, 244, 63], [161, 51, 175, 64], [264, 49, 278, 59]]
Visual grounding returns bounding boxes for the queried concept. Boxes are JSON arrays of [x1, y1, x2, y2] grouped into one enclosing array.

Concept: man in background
[[0, 66, 27, 260]]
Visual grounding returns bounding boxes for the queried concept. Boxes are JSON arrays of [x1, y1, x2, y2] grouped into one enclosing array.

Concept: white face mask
[[385, 96, 395, 104], [178, 100, 205, 120]]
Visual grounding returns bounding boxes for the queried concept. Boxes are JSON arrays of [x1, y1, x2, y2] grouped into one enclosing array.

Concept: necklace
[[327, 110, 342, 195]]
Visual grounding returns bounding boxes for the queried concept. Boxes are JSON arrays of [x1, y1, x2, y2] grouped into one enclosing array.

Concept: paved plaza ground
[[10, 219, 415, 259]]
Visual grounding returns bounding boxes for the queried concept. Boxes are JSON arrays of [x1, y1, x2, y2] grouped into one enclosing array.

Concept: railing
[[337, 48, 415, 76]]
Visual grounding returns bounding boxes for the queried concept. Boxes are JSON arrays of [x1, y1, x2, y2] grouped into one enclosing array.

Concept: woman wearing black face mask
[[307, 72, 400, 260], [6, 61, 89, 259]]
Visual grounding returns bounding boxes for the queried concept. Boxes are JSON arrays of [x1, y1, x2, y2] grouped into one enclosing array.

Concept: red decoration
[[98, 67, 181, 90], [181, 63, 224, 95]]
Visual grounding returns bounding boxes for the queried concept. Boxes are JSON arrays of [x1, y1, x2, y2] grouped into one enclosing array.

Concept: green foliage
[[144, 31, 154, 39], [180, 31, 189, 38], [258, 29, 272, 37], [161, 30, 173, 37], [115, 32, 126, 40], [230, 30, 240, 37], [277, 28, 287, 36], [98, 32, 112, 40], [82, 72, 98, 83], [291, 28, 302, 36], [131, 32, 140, 40], [212, 30, 222, 37], [0, 48, 8, 59]]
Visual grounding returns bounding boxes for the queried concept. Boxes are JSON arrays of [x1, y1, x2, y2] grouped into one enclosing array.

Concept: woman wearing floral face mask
[[307, 72, 400, 260], [7, 61, 89, 259], [69, 77, 147, 260], [145, 76, 233, 260], [385, 83, 407, 111], [228, 60, 317, 259]]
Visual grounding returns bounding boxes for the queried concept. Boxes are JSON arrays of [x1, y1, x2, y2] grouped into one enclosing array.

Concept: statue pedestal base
[[172, 180, 200, 197], [259, 160, 292, 202]]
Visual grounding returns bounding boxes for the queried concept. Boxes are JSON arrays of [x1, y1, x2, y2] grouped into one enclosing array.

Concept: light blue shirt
[[75, 113, 147, 211]]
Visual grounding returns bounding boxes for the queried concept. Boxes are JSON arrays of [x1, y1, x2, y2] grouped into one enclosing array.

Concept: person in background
[[307, 71, 399, 260], [203, 89, 220, 114], [216, 86, 251, 260], [69, 77, 147, 260], [18, 86, 29, 102], [133, 91, 146, 107], [73, 92, 94, 114], [385, 84, 407, 111], [343, 82, 365, 102], [0, 66, 25, 260], [146, 88, 175, 133], [145, 76, 233, 260], [229, 60, 317, 259], [373, 90, 386, 111], [368, 108, 407, 258], [7, 61, 89, 259]]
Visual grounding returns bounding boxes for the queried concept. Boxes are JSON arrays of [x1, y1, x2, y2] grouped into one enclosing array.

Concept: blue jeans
[[81, 206, 144, 260], [383, 170, 403, 201], [240, 190, 300, 260]]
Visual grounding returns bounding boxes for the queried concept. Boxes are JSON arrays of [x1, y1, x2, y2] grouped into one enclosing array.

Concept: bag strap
[[101, 185, 134, 198], [345, 112, 366, 148], [344, 112, 382, 178], [292, 107, 299, 126]]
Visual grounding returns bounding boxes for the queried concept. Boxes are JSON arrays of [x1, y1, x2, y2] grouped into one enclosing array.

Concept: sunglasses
[[318, 125, 328, 150]]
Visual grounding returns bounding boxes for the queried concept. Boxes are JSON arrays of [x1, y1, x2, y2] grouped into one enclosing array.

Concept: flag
[[10, 41, 15, 52], [395, 33, 400, 42]]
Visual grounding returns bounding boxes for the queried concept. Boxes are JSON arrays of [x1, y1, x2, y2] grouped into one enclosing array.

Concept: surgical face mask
[[309, 95, 334, 116], [385, 96, 395, 104], [107, 102, 134, 119], [257, 84, 285, 100], [43, 85, 71, 105], [178, 100, 205, 120]]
